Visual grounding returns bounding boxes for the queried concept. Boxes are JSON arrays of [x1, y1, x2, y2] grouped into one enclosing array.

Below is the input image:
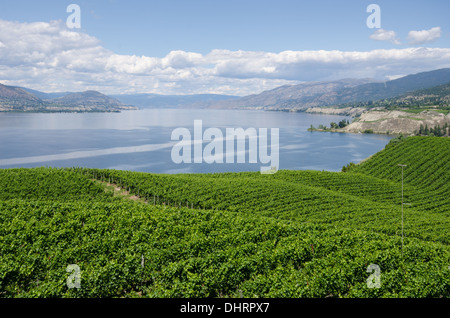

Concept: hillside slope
[[340, 110, 450, 135], [208, 78, 376, 110], [335, 68, 450, 106], [0, 83, 46, 111], [206, 68, 450, 111], [0, 84, 137, 112], [350, 136, 450, 191], [346, 82, 450, 109], [0, 137, 448, 298], [47, 90, 134, 111]]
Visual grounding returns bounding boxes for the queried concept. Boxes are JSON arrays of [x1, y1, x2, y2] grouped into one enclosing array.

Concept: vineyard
[[0, 136, 449, 298]]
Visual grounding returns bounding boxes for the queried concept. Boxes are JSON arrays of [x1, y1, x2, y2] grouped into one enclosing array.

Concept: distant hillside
[[3, 68, 450, 112], [47, 90, 133, 111], [0, 83, 46, 111], [402, 82, 450, 105], [346, 82, 450, 109], [20, 87, 73, 100], [0, 85, 137, 112], [340, 110, 450, 135], [335, 68, 450, 106], [111, 93, 240, 109], [207, 78, 377, 110], [206, 68, 450, 111]]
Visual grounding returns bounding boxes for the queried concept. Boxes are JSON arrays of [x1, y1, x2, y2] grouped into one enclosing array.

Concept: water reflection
[[0, 109, 393, 173]]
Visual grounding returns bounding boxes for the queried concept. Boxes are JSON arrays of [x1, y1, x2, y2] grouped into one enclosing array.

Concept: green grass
[[0, 136, 449, 298]]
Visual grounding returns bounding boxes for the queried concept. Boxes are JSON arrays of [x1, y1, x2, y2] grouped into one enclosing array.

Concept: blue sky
[[0, 0, 449, 95]]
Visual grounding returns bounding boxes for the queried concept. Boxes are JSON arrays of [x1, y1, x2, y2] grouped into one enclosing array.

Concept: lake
[[0, 109, 392, 174]]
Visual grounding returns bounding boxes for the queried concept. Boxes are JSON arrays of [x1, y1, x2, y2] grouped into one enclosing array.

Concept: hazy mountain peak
[[206, 68, 450, 110], [0, 84, 135, 112]]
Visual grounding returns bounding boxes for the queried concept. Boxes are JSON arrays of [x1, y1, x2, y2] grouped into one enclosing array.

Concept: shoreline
[[308, 109, 450, 136], [307, 127, 397, 136]]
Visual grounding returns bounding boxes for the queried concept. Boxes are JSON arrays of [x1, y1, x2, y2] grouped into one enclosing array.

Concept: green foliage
[[336, 82, 450, 111], [0, 137, 449, 298], [339, 119, 350, 128], [416, 123, 449, 137], [0, 167, 111, 201], [386, 134, 406, 148], [341, 162, 356, 172], [330, 122, 339, 129], [311, 119, 350, 131], [352, 136, 450, 192]]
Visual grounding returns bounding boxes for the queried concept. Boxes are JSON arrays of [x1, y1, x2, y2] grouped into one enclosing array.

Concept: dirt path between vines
[[93, 179, 198, 209], [94, 179, 147, 203]]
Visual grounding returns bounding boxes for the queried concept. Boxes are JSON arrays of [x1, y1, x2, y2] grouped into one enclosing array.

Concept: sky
[[0, 0, 450, 96]]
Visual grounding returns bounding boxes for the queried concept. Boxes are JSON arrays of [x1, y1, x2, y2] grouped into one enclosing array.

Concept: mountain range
[[0, 84, 136, 112], [1, 68, 450, 112], [205, 78, 377, 110], [112, 68, 450, 110], [206, 68, 450, 110], [0, 83, 45, 110], [349, 82, 450, 109]]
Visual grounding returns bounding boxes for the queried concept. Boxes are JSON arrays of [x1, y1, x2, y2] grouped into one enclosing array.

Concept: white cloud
[[1, 19, 450, 96], [369, 29, 401, 45], [407, 27, 441, 45], [385, 74, 406, 81]]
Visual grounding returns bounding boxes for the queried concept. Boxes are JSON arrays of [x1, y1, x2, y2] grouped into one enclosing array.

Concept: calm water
[[0, 109, 392, 173]]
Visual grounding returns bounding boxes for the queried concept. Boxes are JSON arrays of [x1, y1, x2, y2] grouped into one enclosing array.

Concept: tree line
[[415, 122, 449, 137]]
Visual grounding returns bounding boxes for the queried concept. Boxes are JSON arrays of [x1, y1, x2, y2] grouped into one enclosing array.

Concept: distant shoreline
[[308, 109, 450, 136], [307, 127, 393, 136]]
